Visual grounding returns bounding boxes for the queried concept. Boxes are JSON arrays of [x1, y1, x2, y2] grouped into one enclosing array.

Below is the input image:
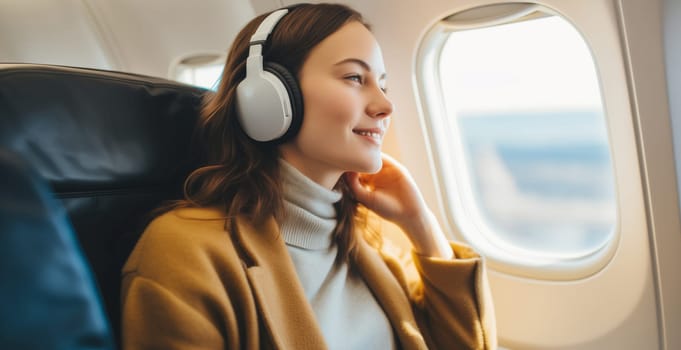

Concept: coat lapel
[[235, 216, 328, 350], [355, 239, 428, 350], [233, 214, 428, 350]]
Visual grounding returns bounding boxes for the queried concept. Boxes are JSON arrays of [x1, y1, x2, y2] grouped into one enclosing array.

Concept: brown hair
[[167, 3, 375, 264]]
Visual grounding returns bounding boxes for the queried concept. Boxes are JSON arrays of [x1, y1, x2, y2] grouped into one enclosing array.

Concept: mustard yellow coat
[[121, 207, 496, 349]]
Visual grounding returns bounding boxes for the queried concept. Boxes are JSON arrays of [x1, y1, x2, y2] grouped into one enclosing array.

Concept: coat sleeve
[[383, 242, 497, 350], [121, 274, 226, 350], [120, 211, 245, 350]]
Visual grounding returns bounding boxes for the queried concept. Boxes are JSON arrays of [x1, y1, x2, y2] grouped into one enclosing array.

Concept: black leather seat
[[0, 63, 206, 346]]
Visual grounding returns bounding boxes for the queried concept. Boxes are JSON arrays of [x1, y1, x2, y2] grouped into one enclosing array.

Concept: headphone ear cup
[[264, 62, 304, 142]]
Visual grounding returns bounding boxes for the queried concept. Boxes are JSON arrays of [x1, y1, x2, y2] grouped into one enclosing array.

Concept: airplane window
[[420, 11, 617, 266], [170, 53, 224, 90]]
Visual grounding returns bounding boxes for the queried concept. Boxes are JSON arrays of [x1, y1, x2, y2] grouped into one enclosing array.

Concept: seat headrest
[[0, 63, 206, 192]]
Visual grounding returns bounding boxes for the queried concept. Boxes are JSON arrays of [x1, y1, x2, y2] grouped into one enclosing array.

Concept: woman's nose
[[367, 86, 393, 119]]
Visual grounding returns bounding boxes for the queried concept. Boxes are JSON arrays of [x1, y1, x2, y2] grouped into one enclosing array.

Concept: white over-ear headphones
[[236, 9, 304, 142]]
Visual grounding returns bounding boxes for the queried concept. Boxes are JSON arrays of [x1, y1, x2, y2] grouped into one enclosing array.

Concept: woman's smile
[[352, 127, 385, 146]]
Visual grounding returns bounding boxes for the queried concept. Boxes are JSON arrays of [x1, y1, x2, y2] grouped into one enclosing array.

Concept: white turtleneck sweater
[[277, 160, 397, 350]]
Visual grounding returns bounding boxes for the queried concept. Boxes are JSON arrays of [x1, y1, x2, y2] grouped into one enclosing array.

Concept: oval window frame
[[414, 3, 620, 280]]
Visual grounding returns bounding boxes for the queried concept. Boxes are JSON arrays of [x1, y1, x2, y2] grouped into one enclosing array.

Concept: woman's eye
[[345, 74, 363, 84]]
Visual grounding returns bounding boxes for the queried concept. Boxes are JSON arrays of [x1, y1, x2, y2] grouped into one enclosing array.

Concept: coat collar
[[234, 215, 427, 350], [235, 215, 327, 349], [354, 239, 428, 350]]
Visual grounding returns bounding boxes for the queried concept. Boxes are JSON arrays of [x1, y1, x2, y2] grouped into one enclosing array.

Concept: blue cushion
[[0, 150, 113, 350]]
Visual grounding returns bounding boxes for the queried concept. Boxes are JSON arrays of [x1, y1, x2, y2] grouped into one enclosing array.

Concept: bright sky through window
[[175, 64, 223, 90], [440, 16, 602, 114]]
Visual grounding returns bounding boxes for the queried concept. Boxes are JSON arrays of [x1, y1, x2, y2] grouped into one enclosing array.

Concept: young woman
[[121, 3, 496, 349]]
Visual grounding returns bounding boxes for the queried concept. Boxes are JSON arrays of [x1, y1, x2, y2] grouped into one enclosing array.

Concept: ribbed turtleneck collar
[[278, 159, 342, 250]]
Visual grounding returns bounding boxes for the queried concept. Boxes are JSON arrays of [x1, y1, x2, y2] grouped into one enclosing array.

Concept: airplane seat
[[0, 63, 207, 346], [0, 149, 114, 349]]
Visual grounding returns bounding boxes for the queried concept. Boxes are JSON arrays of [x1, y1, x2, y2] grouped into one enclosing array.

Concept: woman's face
[[279, 21, 393, 188]]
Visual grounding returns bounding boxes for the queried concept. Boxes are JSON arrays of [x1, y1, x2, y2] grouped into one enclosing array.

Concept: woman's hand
[[345, 154, 453, 258]]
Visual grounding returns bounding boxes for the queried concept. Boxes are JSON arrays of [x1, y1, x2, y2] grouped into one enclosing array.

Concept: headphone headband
[[246, 9, 289, 76], [250, 9, 289, 45]]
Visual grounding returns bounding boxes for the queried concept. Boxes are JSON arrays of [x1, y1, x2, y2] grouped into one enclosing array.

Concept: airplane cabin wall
[[81, 0, 254, 78], [660, 0, 681, 347], [665, 0, 681, 152], [616, 0, 681, 348], [0, 0, 255, 78], [0, 0, 114, 70]]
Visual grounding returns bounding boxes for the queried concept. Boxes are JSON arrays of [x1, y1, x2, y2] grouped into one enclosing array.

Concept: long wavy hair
[[163, 3, 377, 264]]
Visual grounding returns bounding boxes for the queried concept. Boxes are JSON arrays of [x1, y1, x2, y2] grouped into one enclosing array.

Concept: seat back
[[0, 64, 206, 344]]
